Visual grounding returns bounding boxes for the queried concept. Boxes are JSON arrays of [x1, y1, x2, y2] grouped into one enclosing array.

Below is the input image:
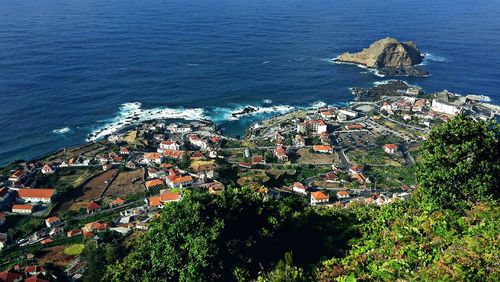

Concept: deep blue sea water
[[1, 0, 499, 166]]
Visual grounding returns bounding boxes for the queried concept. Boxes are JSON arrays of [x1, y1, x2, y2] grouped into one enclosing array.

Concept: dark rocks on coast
[[231, 106, 259, 118], [351, 80, 412, 102]]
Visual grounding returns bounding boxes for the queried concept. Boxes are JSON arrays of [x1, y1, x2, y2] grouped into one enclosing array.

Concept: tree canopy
[[103, 188, 357, 281], [417, 114, 499, 210]]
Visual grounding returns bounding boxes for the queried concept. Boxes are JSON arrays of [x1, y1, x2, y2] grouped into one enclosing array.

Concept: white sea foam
[[212, 105, 295, 121], [373, 79, 408, 86], [263, 99, 273, 104], [419, 53, 448, 66], [86, 102, 205, 141], [327, 56, 386, 77], [262, 61, 270, 64], [310, 100, 327, 108], [53, 127, 71, 134]]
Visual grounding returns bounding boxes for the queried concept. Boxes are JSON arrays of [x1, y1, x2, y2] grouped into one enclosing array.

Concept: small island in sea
[[335, 37, 429, 77]]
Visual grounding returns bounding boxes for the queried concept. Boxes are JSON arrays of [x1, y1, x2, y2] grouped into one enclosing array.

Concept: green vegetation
[[346, 147, 404, 166], [417, 114, 499, 211], [365, 165, 417, 188], [102, 189, 357, 281], [63, 243, 85, 256], [317, 115, 499, 281]]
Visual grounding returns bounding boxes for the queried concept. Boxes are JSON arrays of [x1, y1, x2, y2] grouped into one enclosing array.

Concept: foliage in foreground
[[318, 200, 499, 281], [417, 114, 499, 210], [103, 188, 358, 281], [318, 115, 499, 281]]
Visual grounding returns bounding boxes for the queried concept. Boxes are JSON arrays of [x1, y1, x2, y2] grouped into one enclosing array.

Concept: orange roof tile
[[312, 145, 333, 151], [12, 204, 34, 211], [148, 196, 162, 207], [160, 190, 181, 202], [144, 152, 162, 160], [145, 178, 164, 189], [87, 201, 101, 210], [17, 188, 56, 199], [384, 144, 398, 150], [311, 191, 329, 200], [112, 197, 125, 205], [172, 175, 192, 183], [45, 216, 60, 223]]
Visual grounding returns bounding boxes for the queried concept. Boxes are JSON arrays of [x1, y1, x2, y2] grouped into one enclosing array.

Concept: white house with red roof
[[336, 191, 350, 199], [119, 147, 129, 155], [292, 182, 308, 195], [383, 144, 398, 154], [159, 140, 180, 151], [189, 134, 209, 150], [16, 188, 56, 204], [45, 216, 61, 227], [274, 146, 289, 162], [12, 204, 34, 214], [323, 172, 339, 183], [251, 155, 266, 165], [86, 202, 101, 214], [310, 191, 330, 205], [41, 164, 54, 175], [143, 152, 163, 165], [9, 170, 26, 183]]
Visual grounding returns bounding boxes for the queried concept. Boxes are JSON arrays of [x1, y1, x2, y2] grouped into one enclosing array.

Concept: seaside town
[[0, 80, 498, 281]]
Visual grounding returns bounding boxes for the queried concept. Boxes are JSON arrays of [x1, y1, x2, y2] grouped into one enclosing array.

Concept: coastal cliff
[[336, 37, 428, 77]]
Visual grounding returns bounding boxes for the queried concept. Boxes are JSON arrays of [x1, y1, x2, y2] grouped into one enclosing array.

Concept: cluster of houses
[[0, 265, 53, 282], [0, 186, 56, 215], [378, 90, 493, 127], [289, 178, 413, 207]]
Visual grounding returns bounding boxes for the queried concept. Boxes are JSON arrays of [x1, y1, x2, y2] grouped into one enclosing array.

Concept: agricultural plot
[[104, 169, 145, 198]]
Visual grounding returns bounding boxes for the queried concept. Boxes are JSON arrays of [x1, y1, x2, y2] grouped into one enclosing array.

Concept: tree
[[417, 114, 499, 210], [178, 152, 191, 169], [82, 241, 107, 282], [257, 252, 309, 282], [104, 188, 357, 281]]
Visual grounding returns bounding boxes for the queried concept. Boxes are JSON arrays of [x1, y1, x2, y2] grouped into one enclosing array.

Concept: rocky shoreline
[[351, 80, 413, 102]]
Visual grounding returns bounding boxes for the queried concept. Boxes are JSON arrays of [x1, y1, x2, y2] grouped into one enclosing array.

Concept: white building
[[159, 140, 180, 151], [297, 119, 327, 135], [310, 191, 330, 205], [431, 99, 461, 116], [292, 182, 308, 195], [12, 204, 34, 214], [16, 188, 56, 204], [167, 123, 192, 133]]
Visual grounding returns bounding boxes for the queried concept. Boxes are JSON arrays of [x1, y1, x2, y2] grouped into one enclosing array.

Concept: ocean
[[0, 0, 499, 166]]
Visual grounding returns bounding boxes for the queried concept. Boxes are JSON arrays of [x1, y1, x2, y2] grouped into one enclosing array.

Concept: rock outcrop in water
[[351, 80, 414, 102], [336, 37, 428, 77]]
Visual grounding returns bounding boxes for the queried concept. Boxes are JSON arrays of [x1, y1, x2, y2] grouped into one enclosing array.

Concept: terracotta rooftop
[[12, 204, 35, 211], [311, 191, 329, 200], [17, 188, 56, 199], [145, 179, 164, 189], [87, 201, 101, 210]]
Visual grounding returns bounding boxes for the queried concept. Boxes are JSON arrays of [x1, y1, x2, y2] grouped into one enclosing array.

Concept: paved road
[[335, 148, 350, 169]]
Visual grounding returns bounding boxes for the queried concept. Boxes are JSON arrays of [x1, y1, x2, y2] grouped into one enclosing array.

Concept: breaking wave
[[86, 102, 205, 141], [52, 127, 71, 134]]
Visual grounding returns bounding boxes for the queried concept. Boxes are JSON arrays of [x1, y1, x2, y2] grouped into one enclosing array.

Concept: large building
[[297, 119, 327, 135], [16, 188, 56, 204], [431, 99, 462, 115]]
